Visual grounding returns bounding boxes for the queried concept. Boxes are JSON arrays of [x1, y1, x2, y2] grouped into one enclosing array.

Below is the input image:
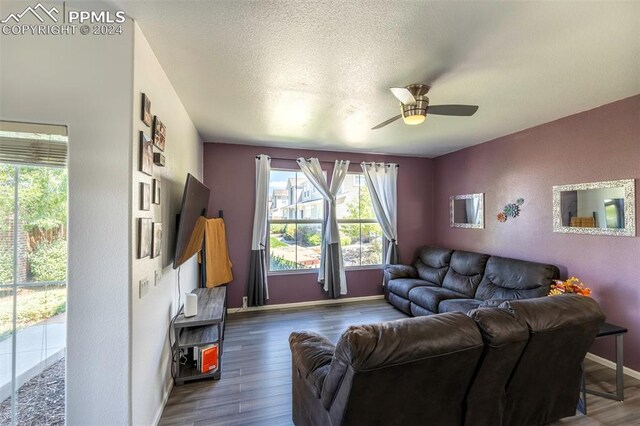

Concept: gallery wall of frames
[[137, 93, 166, 263]]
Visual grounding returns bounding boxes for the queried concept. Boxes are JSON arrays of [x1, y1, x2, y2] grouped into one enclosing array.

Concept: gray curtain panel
[[248, 249, 267, 306], [323, 243, 343, 299], [387, 240, 398, 265], [247, 154, 270, 306], [297, 158, 350, 297]]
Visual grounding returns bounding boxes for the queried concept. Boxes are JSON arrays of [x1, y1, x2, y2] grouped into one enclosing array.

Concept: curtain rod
[[257, 155, 334, 165], [255, 155, 399, 167]]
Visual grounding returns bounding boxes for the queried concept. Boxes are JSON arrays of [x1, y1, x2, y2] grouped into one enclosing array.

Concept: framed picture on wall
[[138, 218, 152, 259], [152, 178, 161, 204], [153, 153, 165, 167], [141, 93, 152, 127], [140, 182, 150, 211], [152, 116, 166, 151], [152, 222, 162, 258], [140, 132, 153, 176]]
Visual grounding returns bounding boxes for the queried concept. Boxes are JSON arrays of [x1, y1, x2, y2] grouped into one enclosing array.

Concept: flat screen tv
[[173, 174, 211, 269]]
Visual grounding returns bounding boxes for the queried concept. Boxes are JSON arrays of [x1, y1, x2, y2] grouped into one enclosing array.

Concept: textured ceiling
[[114, 1, 640, 157]]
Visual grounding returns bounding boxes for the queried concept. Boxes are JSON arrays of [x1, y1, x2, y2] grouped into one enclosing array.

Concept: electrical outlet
[[139, 278, 150, 298], [242, 296, 248, 309]]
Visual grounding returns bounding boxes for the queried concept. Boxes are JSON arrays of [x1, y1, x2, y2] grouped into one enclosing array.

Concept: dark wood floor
[[159, 300, 640, 426]]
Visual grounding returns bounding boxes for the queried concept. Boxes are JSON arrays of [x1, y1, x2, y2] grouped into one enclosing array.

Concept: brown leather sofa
[[384, 246, 560, 316], [289, 295, 604, 426]]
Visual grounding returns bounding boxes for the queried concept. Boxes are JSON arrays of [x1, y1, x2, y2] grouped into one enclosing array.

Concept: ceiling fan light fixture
[[401, 94, 429, 125], [402, 114, 426, 125], [371, 83, 478, 130]]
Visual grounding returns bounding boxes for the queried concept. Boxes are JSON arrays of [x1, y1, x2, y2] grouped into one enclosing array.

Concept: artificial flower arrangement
[[549, 277, 591, 296]]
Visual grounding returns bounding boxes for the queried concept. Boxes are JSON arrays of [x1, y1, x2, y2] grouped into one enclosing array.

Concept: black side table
[[579, 322, 628, 414]]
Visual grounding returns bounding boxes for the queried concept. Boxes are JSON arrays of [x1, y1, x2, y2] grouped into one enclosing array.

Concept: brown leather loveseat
[[289, 295, 604, 426]]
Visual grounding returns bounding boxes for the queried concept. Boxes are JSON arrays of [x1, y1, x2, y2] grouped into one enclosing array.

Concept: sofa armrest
[[290, 331, 335, 395], [383, 264, 418, 284]]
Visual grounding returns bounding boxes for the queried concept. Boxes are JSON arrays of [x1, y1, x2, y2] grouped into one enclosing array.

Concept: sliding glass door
[[0, 122, 68, 425]]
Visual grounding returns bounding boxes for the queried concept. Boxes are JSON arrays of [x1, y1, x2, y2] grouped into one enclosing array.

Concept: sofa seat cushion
[[438, 298, 483, 313], [388, 278, 437, 299], [408, 286, 467, 313]]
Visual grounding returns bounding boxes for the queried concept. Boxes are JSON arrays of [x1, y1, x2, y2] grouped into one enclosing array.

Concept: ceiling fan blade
[[371, 114, 402, 130], [427, 104, 479, 116], [390, 88, 417, 105]]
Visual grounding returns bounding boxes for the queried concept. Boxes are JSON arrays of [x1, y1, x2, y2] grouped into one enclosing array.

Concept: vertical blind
[[0, 121, 68, 167]]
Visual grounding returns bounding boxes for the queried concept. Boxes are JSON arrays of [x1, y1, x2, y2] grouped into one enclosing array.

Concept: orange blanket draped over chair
[[202, 218, 233, 287]]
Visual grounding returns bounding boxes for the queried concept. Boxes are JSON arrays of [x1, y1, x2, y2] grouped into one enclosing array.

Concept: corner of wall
[[130, 21, 203, 426]]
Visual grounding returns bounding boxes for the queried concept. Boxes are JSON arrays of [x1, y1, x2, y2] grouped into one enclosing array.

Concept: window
[[267, 169, 383, 273], [268, 170, 324, 272], [337, 173, 383, 267], [0, 121, 68, 425]]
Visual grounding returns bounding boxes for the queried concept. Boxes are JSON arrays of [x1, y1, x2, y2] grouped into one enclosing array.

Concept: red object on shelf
[[201, 344, 218, 373]]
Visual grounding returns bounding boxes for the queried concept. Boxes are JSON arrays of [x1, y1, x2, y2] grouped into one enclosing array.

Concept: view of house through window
[[337, 173, 383, 267], [267, 168, 382, 272], [268, 170, 324, 271], [0, 121, 68, 425]]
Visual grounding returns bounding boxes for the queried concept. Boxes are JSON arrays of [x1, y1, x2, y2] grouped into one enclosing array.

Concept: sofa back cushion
[[465, 307, 529, 425], [441, 250, 490, 297], [320, 313, 483, 425], [500, 295, 605, 425], [412, 246, 453, 285], [474, 256, 559, 301]]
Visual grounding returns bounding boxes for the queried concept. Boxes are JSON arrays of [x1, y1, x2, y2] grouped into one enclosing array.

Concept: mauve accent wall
[[433, 95, 640, 370], [203, 143, 434, 309]]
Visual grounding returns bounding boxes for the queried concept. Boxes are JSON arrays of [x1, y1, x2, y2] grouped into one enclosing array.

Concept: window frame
[[266, 169, 384, 275]]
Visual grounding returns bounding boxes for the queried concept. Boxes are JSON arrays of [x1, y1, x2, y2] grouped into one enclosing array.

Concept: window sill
[[268, 265, 382, 276], [268, 269, 319, 276], [345, 265, 383, 272]]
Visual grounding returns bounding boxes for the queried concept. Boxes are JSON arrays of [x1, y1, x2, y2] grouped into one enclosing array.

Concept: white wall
[[1, 3, 202, 423], [130, 23, 203, 426], [0, 1, 134, 423]]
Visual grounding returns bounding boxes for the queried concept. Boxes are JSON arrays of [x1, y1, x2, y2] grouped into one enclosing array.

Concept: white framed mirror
[[450, 193, 484, 229], [553, 179, 635, 237]]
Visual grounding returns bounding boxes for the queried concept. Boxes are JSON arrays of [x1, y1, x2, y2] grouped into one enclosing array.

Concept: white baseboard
[[585, 352, 640, 381], [227, 294, 385, 314], [153, 379, 174, 426]]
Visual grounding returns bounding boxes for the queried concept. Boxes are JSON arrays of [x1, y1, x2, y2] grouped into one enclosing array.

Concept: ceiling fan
[[372, 84, 479, 130]]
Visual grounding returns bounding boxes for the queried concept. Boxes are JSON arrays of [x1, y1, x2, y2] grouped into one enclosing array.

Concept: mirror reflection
[[560, 187, 625, 229], [553, 179, 635, 237], [450, 193, 484, 229]]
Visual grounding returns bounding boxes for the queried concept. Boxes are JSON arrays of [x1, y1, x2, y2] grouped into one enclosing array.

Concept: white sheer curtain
[[248, 154, 270, 306], [297, 158, 350, 297], [360, 162, 398, 264]]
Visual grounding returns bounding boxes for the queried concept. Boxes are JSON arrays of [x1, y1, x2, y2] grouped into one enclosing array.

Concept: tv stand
[[172, 286, 226, 385]]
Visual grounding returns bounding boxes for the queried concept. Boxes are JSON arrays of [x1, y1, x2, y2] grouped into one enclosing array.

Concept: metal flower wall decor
[[497, 198, 524, 223]]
